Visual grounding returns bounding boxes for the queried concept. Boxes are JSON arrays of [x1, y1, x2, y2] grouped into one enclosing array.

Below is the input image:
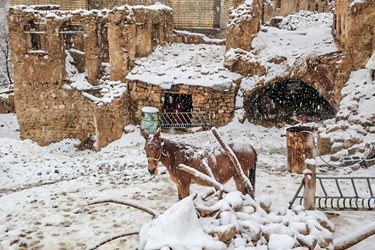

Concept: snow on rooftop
[[126, 43, 242, 91]]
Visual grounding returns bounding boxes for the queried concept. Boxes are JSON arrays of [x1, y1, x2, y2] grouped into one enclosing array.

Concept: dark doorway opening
[[162, 93, 193, 126], [163, 93, 192, 113], [244, 79, 335, 126]]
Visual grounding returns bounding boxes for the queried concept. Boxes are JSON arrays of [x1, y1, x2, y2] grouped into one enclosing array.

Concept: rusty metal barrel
[[286, 126, 316, 174]]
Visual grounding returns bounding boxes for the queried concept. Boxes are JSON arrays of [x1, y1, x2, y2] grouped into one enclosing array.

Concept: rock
[[330, 149, 348, 161], [268, 234, 297, 250], [211, 224, 237, 243], [331, 142, 344, 154], [241, 221, 261, 242], [317, 133, 333, 155], [297, 234, 318, 250], [326, 125, 341, 133], [259, 196, 272, 213]]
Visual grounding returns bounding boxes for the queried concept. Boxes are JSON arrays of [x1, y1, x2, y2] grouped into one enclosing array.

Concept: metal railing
[[159, 112, 211, 129], [289, 176, 375, 211]]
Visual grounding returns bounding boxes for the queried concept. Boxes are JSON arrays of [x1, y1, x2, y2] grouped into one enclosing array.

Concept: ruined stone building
[[8, 4, 173, 149], [7, 0, 375, 152], [225, 0, 374, 126], [10, 0, 235, 35], [10, 0, 334, 35]]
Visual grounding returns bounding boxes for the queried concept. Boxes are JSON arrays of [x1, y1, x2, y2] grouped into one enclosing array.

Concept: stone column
[[108, 11, 136, 81], [83, 19, 101, 85]]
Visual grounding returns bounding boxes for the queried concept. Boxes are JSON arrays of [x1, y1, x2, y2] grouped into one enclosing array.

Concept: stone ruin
[[8, 4, 173, 150], [6, 0, 375, 156]]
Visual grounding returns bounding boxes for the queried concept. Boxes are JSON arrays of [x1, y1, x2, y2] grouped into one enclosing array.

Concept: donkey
[[143, 128, 257, 200]]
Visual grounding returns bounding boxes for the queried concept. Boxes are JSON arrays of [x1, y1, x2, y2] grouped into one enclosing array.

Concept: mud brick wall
[[127, 80, 239, 127]]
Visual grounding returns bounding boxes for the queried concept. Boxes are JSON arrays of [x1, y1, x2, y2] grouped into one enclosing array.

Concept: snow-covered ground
[[0, 112, 374, 249], [1, 8, 375, 250]]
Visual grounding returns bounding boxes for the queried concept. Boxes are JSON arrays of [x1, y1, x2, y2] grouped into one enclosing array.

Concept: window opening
[[60, 23, 86, 78], [24, 20, 47, 55]]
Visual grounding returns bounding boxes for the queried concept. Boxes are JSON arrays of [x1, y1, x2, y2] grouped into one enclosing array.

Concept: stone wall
[[272, 0, 330, 19], [94, 96, 129, 151], [13, 81, 96, 146], [334, 0, 375, 69], [127, 80, 239, 127], [12, 0, 234, 31], [11, 0, 88, 10], [8, 5, 168, 148], [241, 52, 351, 113], [0, 94, 15, 113], [226, 0, 261, 52], [172, 30, 225, 45]]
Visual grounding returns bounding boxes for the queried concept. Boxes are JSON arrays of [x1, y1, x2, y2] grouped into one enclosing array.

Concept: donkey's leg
[[233, 176, 246, 194], [248, 163, 256, 191], [177, 182, 191, 200]]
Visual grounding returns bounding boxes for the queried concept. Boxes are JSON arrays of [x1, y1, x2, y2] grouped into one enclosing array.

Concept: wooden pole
[[303, 159, 316, 210]]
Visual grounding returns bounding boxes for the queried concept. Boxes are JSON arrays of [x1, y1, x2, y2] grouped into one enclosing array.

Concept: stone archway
[[244, 79, 336, 126]]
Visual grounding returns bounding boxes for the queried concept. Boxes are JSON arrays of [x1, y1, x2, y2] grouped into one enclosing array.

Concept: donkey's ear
[[154, 127, 161, 138], [141, 129, 149, 140]]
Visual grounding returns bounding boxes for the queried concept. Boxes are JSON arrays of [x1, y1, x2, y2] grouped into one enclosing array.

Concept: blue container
[[140, 106, 160, 135]]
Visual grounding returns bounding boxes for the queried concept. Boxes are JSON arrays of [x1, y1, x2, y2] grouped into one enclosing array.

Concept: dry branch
[[178, 163, 232, 194], [334, 221, 375, 250], [88, 199, 160, 218], [201, 159, 224, 199], [201, 159, 215, 179], [87, 230, 139, 250], [211, 127, 255, 198]]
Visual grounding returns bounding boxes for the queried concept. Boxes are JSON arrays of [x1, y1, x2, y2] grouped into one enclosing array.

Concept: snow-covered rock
[[138, 192, 334, 249]]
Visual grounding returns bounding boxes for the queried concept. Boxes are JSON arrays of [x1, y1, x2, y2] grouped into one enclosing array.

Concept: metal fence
[[159, 112, 211, 129], [289, 176, 375, 211]]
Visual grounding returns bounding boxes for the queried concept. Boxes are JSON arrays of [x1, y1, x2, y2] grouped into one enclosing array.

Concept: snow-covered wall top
[[9, 2, 171, 20], [126, 43, 242, 91], [228, 0, 254, 29]]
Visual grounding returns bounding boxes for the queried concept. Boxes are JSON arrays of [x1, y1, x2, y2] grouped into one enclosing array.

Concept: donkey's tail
[[248, 149, 257, 191]]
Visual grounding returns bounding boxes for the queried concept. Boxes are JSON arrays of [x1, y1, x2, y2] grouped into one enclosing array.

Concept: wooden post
[[303, 159, 316, 210]]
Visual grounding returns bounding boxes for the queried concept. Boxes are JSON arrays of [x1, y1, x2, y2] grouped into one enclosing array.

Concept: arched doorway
[[244, 79, 335, 126]]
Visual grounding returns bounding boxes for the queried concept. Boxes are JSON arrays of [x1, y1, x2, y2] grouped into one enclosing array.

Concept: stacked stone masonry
[[8, 5, 172, 149], [127, 80, 239, 127], [334, 0, 375, 69], [11, 0, 235, 31]]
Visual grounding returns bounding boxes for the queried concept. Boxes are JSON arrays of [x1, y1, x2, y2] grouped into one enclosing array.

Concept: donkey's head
[[142, 128, 163, 176]]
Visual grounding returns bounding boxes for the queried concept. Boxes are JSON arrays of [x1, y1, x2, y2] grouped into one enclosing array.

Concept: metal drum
[[286, 126, 316, 173], [140, 106, 160, 135]]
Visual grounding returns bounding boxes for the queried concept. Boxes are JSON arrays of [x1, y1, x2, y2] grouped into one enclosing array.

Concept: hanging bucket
[[140, 106, 160, 135]]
